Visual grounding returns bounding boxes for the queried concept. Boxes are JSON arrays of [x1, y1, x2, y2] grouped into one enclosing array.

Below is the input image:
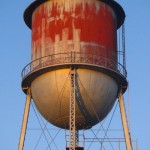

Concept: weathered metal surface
[[21, 0, 127, 129], [31, 0, 117, 64], [24, 0, 125, 29], [31, 68, 118, 129]]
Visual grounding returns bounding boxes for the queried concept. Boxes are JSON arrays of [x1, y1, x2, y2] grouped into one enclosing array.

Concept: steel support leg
[[69, 68, 78, 150], [18, 88, 31, 150], [118, 91, 133, 150]]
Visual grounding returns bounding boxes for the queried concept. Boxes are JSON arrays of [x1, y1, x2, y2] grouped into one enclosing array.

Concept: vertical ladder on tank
[[69, 67, 77, 150], [118, 23, 126, 77], [69, 67, 84, 150], [69, 68, 77, 150]]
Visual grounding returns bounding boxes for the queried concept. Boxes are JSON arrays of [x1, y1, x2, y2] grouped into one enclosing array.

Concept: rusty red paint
[[32, 1, 117, 61]]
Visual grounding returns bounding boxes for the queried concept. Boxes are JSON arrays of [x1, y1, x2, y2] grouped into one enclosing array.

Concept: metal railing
[[21, 52, 127, 79]]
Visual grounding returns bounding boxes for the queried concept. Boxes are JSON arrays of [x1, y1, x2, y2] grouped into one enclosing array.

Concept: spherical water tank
[[31, 69, 118, 129], [22, 0, 127, 130]]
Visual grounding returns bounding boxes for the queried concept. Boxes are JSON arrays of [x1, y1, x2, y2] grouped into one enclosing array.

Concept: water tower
[[18, 0, 132, 149]]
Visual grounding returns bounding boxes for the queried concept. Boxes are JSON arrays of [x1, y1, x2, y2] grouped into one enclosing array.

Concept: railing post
[[71, 51, 73, 63]]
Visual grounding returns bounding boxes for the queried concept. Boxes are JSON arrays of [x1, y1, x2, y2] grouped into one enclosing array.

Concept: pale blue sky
[[0, 0, 150, 149]]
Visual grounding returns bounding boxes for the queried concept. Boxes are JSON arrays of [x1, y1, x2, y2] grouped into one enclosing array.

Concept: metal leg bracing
[[18, 88, 31, 150], [118, 90, 133, 150], [69, 68, 78, 150]]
